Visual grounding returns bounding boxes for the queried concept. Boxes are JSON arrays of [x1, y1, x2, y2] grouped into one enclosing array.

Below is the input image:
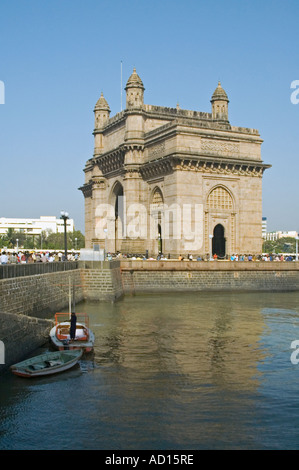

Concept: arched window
[[151, 187, 164, 209], [207, 186, 233, 211]]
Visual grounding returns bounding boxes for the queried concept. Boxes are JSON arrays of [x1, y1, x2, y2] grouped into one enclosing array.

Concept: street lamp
[[296, 236, 299, 261], [209, 234, 213, 260], [157, 233, 161, 254], [60, 210, 69, 261]]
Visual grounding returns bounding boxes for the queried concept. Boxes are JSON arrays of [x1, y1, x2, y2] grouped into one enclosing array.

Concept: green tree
[[0, 228, 85, 251], [69, 230, 85, 250], [39, 230, 85, 251], [263, 237, 297, 254], [1, 229, 27, 249]]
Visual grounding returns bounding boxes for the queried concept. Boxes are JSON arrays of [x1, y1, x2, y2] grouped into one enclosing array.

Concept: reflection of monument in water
[[104, 293, 266, 393], [80, 69, 270, 257], [99, 293, 267, 446]]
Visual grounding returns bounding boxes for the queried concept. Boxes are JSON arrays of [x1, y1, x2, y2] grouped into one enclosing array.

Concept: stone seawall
[[0, 312, 52, 374], [79, 260, 124, 302], [0, 261, 123, 318], [0, 262, 123, 371], [120, 260, 299, 294], [0, 269, 84, 317], [0, 269, 84, 372]]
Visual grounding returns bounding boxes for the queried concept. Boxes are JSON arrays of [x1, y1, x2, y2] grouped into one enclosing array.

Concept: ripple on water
[[1, 291, 299, 449]]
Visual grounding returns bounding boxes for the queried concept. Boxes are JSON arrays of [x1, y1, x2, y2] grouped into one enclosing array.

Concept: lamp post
[[296, 236, 299, 261], [60, 211, 69, 261], [209, 234, 213, 260], [158, 233, 161, 254]]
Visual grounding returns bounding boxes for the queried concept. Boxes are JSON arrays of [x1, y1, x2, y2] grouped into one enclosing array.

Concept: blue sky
[[0, 0, 298, 233]]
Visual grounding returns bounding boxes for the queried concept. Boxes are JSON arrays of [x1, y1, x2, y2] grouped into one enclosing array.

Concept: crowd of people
[[0, 249, 297, 265], [0, 250, 79, 264], [230, 253, 295, 262], [109, 251, 298, 262]]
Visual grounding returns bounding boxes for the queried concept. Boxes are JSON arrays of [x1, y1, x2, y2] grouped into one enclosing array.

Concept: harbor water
[[1, 290, 299, 450]]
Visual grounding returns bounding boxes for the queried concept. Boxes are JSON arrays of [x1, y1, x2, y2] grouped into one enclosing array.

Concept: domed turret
[[94, 92, 110, 128], [211, 81, 229, 121], [93, 92, 110, 156], [211, 81, 229, 101], [95, 91, 110, 111], [125, 68, 144, 108]]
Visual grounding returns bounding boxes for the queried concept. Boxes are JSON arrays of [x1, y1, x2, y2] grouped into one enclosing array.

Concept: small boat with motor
[[10, 349, 82, 378], [49, 278, 95, 352], [49, 312, 95, 352]]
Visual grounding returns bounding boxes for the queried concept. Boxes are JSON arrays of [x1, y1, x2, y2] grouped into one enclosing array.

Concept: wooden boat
[[10, 350, 82, 378], [49, 279, 95, 352], [49, 312, 95, 352]]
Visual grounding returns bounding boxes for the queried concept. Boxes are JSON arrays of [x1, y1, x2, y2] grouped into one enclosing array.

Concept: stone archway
[[212, 224, 226, 258], [206, 185, 235, 256], [151, 187, 164, 254], [110, 181, 124, 252]]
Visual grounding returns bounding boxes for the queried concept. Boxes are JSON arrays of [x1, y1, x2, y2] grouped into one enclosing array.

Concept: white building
[[262, 217, 267, 238], [264, 230, 298, 241], [0, 216, 74, 236]]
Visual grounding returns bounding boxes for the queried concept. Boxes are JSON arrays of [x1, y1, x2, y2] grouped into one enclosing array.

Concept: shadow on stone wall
[[0, 311, 53, 373]]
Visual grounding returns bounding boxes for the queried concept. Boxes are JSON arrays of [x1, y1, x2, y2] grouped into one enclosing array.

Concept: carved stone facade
[[79, 70, 270, 257]]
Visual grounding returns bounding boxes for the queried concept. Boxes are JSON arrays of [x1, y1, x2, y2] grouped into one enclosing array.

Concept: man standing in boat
[[70, 311, 77, 341]]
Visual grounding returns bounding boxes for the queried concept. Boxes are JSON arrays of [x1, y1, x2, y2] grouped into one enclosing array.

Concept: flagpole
[[121, 60, 123, 111]]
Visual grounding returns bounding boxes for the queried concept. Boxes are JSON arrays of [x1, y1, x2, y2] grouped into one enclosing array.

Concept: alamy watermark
[[290, 340, 299, 364], [290, 80, 299, 104], [0, 80, 5, 104], [0, 340, 5, 364], [95, 198, 204, 251]]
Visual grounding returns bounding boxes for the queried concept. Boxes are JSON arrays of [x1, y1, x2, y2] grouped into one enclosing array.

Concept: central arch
[[151, 187, 164, 254], [212, 224, 226, 258], [110, 181, 124, 252], [206, 185, 235, 256]]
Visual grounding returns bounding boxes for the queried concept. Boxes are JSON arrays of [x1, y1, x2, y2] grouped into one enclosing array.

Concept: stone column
[[120, 147, 147, 254], [91, 176, 108, 250]]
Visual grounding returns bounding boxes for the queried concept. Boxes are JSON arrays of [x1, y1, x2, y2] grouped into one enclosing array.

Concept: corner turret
[[211, 81, 229, 122], [93, 92, 110, 156], [125, 68, 144, 109], [94, 92, 110, 129]]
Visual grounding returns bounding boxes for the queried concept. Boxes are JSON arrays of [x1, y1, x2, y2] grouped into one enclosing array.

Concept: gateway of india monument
[[79, 68, 270, 258]]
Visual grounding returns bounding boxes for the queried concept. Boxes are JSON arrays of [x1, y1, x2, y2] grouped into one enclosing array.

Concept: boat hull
[[11, 350, 82, 378], [49, 322, 95, 352]]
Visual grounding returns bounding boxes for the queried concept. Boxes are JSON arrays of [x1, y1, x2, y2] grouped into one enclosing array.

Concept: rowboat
[[49, 313, 95, 352], [10, 350, 82, 378]]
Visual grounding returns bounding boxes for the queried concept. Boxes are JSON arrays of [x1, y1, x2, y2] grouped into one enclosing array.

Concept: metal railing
[[0, 261, 79, 279]]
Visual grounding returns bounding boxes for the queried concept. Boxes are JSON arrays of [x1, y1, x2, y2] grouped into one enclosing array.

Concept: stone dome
[[125, 68, 144, 90], [95, 92, 110, 111], [211, 81, 229, 102]]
